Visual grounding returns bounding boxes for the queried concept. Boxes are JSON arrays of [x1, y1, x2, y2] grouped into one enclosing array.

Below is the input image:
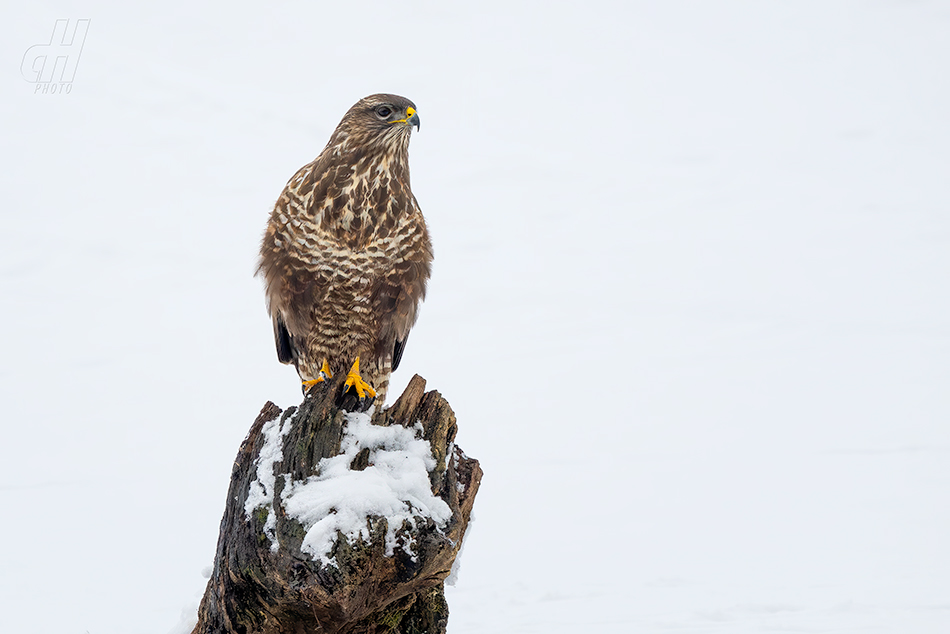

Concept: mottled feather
[[257, 94, 432, 403]]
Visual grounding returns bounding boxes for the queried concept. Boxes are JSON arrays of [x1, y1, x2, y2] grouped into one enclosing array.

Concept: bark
[[193, 375, 481, 634]]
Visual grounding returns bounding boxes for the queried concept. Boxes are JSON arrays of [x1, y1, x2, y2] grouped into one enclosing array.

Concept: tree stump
[[193, 375, 481, 634]]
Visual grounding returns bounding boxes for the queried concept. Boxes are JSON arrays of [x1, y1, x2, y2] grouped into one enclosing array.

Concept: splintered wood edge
[[384, 374, 427, 426]]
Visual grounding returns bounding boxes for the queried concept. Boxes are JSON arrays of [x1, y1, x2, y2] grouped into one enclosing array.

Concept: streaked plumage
[[257, 94, 431, 404]]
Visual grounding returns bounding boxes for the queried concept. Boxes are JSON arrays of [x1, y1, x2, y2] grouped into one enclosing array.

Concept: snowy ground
[[2, 1, 949, 632]]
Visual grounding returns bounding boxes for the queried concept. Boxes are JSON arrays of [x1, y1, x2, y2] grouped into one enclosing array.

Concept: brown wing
[[372, 251, 431, 371], [273, 313, 295, 364], [392, 334, 408, 372], [258, 158, 331, 367]]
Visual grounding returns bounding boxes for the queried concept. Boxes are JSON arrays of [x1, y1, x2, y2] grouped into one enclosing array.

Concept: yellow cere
[[392, 106, 417, 125]]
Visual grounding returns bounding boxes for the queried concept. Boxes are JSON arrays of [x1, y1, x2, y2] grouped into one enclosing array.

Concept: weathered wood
[[193, 375, 481, 634]]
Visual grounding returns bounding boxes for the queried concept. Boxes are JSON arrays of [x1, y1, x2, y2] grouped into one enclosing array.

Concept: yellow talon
[[343, 357, 377, 400], [302, 360, 333, 391]]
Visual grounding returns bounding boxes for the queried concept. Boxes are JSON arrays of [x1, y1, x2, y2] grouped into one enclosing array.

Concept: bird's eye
[[375, 106, 393, 119]]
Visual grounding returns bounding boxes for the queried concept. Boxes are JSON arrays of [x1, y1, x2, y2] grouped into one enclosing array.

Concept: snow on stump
[[192, 374, 481, 634]]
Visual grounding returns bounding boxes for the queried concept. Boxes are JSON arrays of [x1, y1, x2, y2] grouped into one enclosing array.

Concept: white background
[[1, 1, 948, 632]]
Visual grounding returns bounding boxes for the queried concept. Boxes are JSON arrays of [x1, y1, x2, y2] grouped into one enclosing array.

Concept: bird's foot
[[301, 360, 333, 392], [343, 357, 377, 401]]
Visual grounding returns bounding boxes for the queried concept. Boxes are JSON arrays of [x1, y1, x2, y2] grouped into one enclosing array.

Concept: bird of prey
[[257, 94, 431, 405]]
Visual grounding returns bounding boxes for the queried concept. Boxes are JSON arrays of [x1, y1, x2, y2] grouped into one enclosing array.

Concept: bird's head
[[332, 94, 420, 153]]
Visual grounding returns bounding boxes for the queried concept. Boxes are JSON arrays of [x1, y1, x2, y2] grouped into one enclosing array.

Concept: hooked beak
[[406, 106, 420, 131]]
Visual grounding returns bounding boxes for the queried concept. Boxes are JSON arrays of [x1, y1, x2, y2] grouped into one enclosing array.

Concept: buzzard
[[257, 94, 431, 405]]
